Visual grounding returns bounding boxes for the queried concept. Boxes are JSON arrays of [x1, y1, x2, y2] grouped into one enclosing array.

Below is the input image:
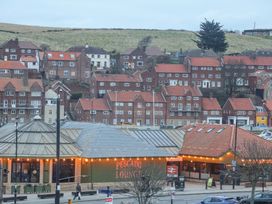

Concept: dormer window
[[70, 54, 75, 59], [60, 54, 64, 58], [48, 53, 52, 58]]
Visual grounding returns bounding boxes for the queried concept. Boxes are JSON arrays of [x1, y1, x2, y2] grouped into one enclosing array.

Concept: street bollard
[[68, 199, 72, 204]]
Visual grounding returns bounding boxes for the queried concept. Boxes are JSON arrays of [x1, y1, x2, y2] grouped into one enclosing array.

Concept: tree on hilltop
[[194, 19, 228, 53]]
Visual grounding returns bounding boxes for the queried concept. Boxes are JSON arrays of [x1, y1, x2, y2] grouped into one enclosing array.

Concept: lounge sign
[[166, 165, 178, 177]]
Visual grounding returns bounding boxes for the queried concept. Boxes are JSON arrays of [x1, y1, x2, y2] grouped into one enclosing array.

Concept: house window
[[146, 78, 152, 82], [110, 82, 116, 87], [3, 109, 8, 114], [146, 111, 151, 115], [99, 82, 104, 86], [146, 103, 151, 107], [5, 90, 14, 96], [10, 48, 16, 53], [178, 96, 183, 100], [69, 62, 75, 67], [19, 110, 25, 115], [137, 103, 142, 108], [3, 100, 8, 108], [64, 70, 69, 76], [31, 100, 41, 107], [124, 83, 130, 87], [103, 111, 110, 115], [171, 96, 177, 100], [215, 74, 221, 79], [104, 62, 107, 67], [90, 110, 96, 115], [10, 55, 17, 60], [159, 73, 165, 78], [136, 83, 140, 87], [57, 61, 64, 67], [19, 100, 26, 105], [97, 62, 101, 67], [137, 61, 143, 66], [193, 97, 199, 101], [167, 73, 172, 77], [49, 110, 52, 115], [128, 103, 133, 107], [31, 91, 41, 97], [192, 67, 198, 70], [217, 81, 221, 87], [5, 48, 9, 52], [175, 74, 180, 77], [192, 74, 198, 78], [11, 110, 16, 114], [182, 74, 188, 78], [208, 74, 213, 78], [27, 49, 31, 54], [128, 110, 133, 115]]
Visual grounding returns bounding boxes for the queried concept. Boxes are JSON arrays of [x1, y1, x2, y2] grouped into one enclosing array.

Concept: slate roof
[[122, 128, 185, 155], [0, 118, 81, 158], [68, 46, 108, 54], [61, 122, 172, 158]]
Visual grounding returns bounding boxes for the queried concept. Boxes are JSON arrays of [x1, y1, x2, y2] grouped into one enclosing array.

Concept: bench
[[3, 196, 27, 202], [71, 190, 97, 196], [37, 193, 64, 199]]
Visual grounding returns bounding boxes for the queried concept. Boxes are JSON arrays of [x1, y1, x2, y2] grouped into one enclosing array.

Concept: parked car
[[197, 196, 238, 204], [239, 192, 272, 204]]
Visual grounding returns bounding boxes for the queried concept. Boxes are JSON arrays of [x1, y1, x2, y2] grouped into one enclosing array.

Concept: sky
[[1, 0, 271, 31]]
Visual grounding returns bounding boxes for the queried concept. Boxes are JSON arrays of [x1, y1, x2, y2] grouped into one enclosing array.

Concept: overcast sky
[[1, 0, 271, 31]]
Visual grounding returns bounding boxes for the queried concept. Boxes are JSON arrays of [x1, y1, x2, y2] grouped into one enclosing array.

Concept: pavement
[[3, 181, 270, 204]]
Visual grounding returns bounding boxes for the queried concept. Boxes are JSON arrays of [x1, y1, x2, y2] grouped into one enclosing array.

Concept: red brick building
[[185, 57, 223, 88], [91, 73, 142, 98], [0, 78, 44, 123], [202, 98, 222, 124], [0, 38, 40, 61], [74, 98, 111, 124], [223, 56, 272, 93], [222, 98, 256, 126], [42, 51, 90, 82], [161, 86, 202, 126], [0, 61, 28, 79], [105, 90, 166, 126], [154, 64, 189, 87]]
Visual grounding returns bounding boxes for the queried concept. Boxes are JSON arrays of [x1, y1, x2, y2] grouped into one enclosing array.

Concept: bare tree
[[239, 139, 272, 204], [120, 163, 166, 204]]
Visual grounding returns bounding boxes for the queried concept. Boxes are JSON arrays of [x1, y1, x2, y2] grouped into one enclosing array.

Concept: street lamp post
[[232, 116, 238, 190], [55, 98, 61, 204], [14, 117, 18, 204]]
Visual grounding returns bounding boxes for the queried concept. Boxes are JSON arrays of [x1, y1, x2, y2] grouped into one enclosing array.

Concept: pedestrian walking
[[73, 183, 82, 200]]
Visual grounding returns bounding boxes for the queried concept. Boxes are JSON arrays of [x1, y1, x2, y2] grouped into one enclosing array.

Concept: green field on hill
[[1, 22, 272, 53]]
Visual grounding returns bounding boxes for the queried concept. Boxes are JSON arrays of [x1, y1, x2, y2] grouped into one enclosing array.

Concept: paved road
[[63, 192, 251, 204]]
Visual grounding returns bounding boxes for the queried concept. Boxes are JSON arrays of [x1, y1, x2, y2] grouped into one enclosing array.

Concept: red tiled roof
[[0, 78, 43, 92], [79, 98, 110, 111], [94, 73, 142, 82], [0, 61, 26, 69], [107, 91, 165, 103], [224, 56, 272, 66], [190, 57, 221, 67], [46, 51, 80, 61], [202, 98, 221, 111], [155, 64, 187, 73], [20, 56, 37, 62], [264, 100, 272, 111], [163, 86, 202, 97], [180, 124, 272, 158], [228, 98, 255, 111]]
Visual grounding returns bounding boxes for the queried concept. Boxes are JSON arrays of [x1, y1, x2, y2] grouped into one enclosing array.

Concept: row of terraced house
[[2, 38, 272, 127]]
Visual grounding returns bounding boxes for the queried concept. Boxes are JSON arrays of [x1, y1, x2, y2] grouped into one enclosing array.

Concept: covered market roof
[[61, 122, 173, 158], [0, 117, 82, 158]]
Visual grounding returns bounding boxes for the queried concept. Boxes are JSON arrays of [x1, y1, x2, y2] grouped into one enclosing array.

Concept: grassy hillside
[[1, 22, 272, 53]]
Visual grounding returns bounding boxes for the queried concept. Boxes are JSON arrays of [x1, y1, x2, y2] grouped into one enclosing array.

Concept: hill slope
[[0, 22, 272, 53]]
